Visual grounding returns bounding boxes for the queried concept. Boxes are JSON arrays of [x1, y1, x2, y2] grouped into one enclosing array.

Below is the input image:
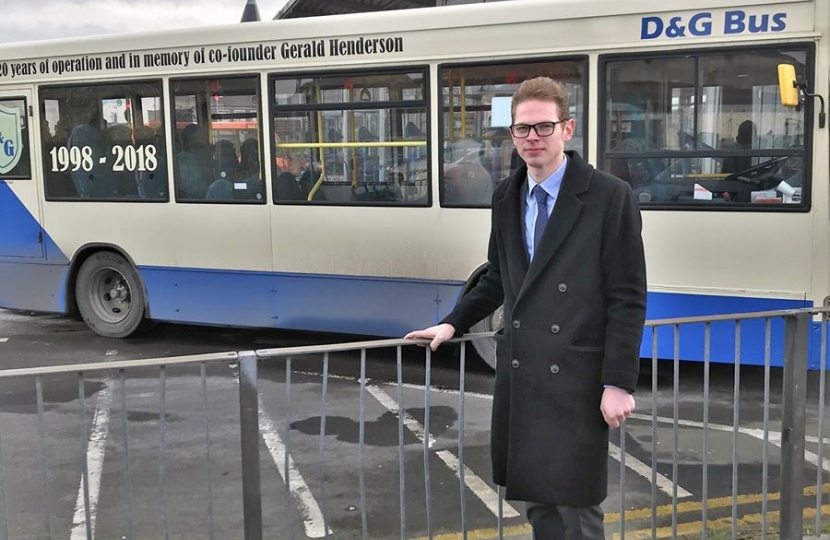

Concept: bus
[[0, 0, 826, 368]]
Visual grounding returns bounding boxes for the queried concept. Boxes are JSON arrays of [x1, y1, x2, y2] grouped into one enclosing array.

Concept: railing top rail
[[255, 332, 495, 359], [645, 306, 830, 328], [2, 307, 829, 378], [0, 334, 495, 378], [0, 351, 238, 379]]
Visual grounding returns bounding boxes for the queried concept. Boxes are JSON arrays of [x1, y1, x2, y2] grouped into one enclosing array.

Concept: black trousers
[[525, 502, 604, 540]]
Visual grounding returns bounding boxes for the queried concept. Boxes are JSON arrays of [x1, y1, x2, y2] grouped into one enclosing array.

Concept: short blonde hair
[[511, 77, 570, 122]]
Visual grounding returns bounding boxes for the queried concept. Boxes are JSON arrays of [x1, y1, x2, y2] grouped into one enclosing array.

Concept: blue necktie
[[532, 185, 549, 258]]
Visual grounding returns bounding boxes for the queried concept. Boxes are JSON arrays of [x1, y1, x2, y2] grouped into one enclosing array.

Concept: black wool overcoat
[[442, 151, 647, 507]]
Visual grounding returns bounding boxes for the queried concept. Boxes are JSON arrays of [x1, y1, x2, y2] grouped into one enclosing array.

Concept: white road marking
[[258, 402, 330, 538], [366, 384, 520, 518], [0, 338, 8, 343], [70, 379, 113, 540], [294, 370, 703, 501], [608, 443, 692, 498]]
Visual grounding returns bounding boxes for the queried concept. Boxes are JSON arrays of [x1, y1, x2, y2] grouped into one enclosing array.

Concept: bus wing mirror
[[777, 64, 800, 107], [778, 63, 826, 128]]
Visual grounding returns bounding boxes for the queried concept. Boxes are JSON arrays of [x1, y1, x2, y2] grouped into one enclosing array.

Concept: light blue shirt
[[524, 156, 567, 261]]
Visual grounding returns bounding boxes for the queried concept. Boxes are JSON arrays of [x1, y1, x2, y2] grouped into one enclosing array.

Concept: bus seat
[[275, 172, 304, 201], [206, 178, 234, 200], [176, 152, 208, 199]]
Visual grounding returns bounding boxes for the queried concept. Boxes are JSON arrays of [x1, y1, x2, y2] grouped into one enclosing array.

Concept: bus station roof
[[275, 0, 462, 19]]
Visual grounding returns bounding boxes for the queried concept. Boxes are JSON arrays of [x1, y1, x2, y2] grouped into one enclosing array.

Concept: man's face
[[511, 99, 574, 177]]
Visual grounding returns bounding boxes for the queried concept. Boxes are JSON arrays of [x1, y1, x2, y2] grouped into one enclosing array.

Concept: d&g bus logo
[[0, 104, 22, 174]]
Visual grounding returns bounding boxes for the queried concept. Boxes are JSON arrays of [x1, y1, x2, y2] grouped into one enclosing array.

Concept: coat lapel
[[515, 152, 593, 305], [495, 167, 529, 298]]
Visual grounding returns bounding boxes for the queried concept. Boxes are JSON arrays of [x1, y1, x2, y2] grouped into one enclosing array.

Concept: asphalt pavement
[[0, 309, 826, 539]]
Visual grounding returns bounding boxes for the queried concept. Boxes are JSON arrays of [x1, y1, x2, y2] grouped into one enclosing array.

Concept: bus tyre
[[75, 252, 146, 338], [469, 305, 503, 370]]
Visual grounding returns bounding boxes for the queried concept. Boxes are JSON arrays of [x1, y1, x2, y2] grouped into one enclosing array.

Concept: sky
[[0, 0, 291, 44]]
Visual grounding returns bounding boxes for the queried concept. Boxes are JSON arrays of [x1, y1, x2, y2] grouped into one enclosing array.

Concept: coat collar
[[495, 151, 593, 301]]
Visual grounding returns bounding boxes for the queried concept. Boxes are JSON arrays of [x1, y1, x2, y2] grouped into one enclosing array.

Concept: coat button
[[511, 359, 520, 368], [512, 320, 521, 329], [558, 283, 568, 293], [550, 324, 560, 334], [550, 364, 560, 374]]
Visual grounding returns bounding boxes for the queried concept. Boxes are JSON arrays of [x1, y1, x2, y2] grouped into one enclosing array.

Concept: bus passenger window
[[39, 81, 167, 201], [170, 76, 265, 204], [601, 47, 809, 208], [439, 59, 587, 208], [270, 69, 429, 206]]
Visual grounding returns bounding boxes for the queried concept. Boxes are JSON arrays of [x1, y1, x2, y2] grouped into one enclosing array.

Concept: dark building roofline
[[276, 0, 441, 19]]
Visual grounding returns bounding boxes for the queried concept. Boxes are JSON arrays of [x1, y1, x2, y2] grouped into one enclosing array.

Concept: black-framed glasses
[[509, 120, 568, 138]]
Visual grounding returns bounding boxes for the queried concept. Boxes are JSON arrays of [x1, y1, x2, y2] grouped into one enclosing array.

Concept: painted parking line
[[258, 401, 329, 538], [70, 378, 114, 540], [632, 412, 830, 475], [296, 369, 693, 504], [408, 485, 830, 540], [612, 501, 830, 540], [608, 443, 692, 499], [366, 384, 521, 518]]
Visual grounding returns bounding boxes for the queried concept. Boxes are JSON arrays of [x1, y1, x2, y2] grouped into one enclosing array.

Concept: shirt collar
[[525, 155, 568, 201]]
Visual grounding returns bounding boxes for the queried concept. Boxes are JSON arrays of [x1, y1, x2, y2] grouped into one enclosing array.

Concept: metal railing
[[0, 307, 827, 539]]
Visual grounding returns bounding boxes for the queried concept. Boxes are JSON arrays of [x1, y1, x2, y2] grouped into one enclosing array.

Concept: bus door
[[0, 89, 44, 259]]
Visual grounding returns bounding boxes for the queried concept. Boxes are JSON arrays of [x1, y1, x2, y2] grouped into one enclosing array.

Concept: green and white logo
[[0, 104, 23, 174]]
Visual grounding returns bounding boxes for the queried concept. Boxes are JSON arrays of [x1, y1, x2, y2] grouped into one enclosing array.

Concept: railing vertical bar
[[0, 397, 7, 540], [396, 346, 407, 540], [498, 486, 504, 540], [651, 329, 658, 540], [731, 322, 741, 540], [119, 370, 134, 540], [672, 324, 679, 540], [424, 347, 433, 540], [816, 314, 827, 535], [458, 342, 468, 540], [702, 322, 711, 539], [78, 372, 92, 540], [284, 357, 294, 540], [780, 312, 809, 540], [35, 376, 53, 539], [239, 351, 262, 540], [620, 421, 626, 540], [762, 318, 772, 540], [158, 366, 169, 540], [318, 352, 330, 538], [359, 349, 368, 540], [200, 363, 214, 540]]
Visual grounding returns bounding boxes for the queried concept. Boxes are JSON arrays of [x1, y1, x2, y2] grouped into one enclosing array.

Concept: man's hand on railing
[[404, 323, 456, 351]]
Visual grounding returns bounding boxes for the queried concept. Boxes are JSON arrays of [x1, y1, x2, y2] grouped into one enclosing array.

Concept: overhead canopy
[[275, 0, 445, 19]]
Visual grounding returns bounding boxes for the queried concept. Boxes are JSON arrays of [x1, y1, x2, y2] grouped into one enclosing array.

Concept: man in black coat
[[405, 77, 646, 540]]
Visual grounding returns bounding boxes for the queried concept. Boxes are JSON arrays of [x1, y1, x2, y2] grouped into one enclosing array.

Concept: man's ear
[[562, 118, 576, 142]]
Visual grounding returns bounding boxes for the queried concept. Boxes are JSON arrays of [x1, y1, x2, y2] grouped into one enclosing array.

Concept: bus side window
[[171, 76, 264, 204], [40, 81, 167, 201]]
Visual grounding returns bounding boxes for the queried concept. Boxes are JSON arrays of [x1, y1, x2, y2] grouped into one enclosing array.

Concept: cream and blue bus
[[0, 0, 826, 368]]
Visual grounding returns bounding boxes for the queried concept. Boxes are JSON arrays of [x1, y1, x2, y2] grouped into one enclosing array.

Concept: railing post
[[780, 311, 810, 540], [238, 351, 262, 540]]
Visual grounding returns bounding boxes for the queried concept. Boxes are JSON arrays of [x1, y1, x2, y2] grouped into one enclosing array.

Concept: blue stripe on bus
[[0, 257, 820, 367], [141, 265, 817, 367], [139, 265, 463, 338], [0, 261, 69, 312], [0, 181, 67, 263], [644, 292, 811, 368]]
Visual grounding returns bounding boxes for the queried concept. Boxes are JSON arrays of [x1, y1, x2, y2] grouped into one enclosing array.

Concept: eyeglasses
[[509, 120, 568, 138]]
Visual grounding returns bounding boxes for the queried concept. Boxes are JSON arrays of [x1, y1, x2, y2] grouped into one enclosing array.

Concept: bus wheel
[[468, 306, 504, 370], [76, 252, 146, 338]]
